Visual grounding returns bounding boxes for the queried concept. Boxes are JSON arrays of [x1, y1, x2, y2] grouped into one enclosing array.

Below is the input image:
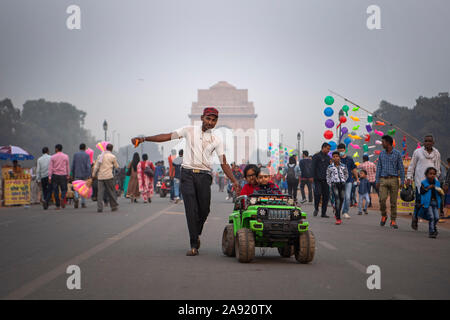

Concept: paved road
[[0, 187, 449, 300]]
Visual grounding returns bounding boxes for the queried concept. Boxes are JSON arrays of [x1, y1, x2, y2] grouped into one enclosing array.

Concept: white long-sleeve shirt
[[406, 147, 441, 188]]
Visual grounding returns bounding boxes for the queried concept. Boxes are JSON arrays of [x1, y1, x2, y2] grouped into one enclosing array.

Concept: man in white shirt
[[406, 134, 441, 230], [36, 147, 52, 210], [132, 107, 241, 256]]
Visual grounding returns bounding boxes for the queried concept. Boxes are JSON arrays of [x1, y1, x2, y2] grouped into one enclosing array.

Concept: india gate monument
[[188, 81, 258, 164]]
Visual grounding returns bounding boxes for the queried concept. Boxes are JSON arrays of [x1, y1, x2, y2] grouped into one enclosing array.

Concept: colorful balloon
[[325, 119, 335, 128], [367, 115, 373, 123], [348, 134, 362, 140], [375, 140, 382, 145], [96, 141, 110, 152], [352, 106, 360, 111], [388, 129, 396, 136], [352, 125, 360, 131], [374, 130, 384, 136], [364, 134, 371, 142], [353, 152, 359, 158], [324, 130, 334, 140], [329, 141, 337, 151], [350, 116, 360, 122], [341, 127, 348, 135], [342, 105, 349, 116], [350, 143, 361, 149], [324, 107, 334, 117], [365, 124, 372, 132], [339, 116, 347, 123], [363, 144, 369, 152], [325, 96, 334, 105], [376, 121, 385, 126], [344, 137, 351, 145]]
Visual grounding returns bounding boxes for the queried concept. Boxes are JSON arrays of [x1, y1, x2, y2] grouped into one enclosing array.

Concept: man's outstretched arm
[[131, 133, 177, 146]]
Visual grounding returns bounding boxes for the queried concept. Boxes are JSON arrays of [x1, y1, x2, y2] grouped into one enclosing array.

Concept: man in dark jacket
[[299, 150, 313, 203], [311, 143, 331, 218], [71, 143, 91, 208]]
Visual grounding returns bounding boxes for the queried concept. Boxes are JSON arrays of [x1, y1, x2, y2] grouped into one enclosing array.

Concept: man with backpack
[[284, 156, 302, 203], [299, 150, 314, 203]]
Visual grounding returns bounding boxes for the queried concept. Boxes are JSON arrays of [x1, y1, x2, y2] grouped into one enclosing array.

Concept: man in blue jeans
[[172, 149, 183, 203], [337, 143, 358, 219]]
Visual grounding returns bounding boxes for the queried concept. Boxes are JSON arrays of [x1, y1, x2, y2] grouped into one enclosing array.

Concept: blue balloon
[[344, 137, 351, 145], [324, 107, 334, 117], [329, 141, 337, 151]]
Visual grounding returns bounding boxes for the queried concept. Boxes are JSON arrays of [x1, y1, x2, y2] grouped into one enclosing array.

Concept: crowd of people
[[32, 141, 186, 213], [211, 133, 449, 238]]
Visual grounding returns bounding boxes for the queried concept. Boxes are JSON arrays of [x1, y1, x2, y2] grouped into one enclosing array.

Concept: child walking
[[420, 167, 443, 238], [357, 170, 371, 215], [326, 151, 349, 225]]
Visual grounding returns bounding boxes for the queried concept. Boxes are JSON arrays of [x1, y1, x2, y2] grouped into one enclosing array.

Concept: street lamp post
[[103, 120, 108, 141], [297, 132, 301, 158]]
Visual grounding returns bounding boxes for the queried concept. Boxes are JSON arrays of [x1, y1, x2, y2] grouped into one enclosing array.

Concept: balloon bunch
[[323, 96, 335, 148], [401, 136, 407, 157]]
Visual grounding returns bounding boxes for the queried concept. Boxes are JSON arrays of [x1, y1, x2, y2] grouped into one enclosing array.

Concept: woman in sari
[[126, 153, 141, 203], [137, 153, 155, 203]]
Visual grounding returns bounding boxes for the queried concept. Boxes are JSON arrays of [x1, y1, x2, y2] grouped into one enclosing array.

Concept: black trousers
[[331, 183, 345, 219], [51, 174, 67, 208], [314, 179, 329, 215], [41, 177, 52, 204], [287, 178, 299, 201], [180, 168, 212, 248], [300, 178, 313, 202]]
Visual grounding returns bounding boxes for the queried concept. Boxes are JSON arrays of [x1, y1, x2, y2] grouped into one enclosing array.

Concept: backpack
[[286, 165, 297, 181]]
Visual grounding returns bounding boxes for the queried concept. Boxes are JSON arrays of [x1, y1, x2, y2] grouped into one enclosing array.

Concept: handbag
[[144, 163, 154, 178]]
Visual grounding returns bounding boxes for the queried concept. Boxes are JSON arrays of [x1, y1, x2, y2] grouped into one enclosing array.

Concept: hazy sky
[[1, 0, 449, 158]]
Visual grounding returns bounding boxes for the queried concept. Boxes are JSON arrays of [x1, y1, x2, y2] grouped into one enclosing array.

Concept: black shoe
[[321, 214, 330, 218], [313, 210, 318, 217], [97, 209, 103, 213], [429, 232, 437, 238], [358, 212, 363, 215], [411, 217, 418, 230], [364, 209, 368, 215], [74, 199, 79, 209], [81, 203, 87, 208], [43, 202, 49, 210]]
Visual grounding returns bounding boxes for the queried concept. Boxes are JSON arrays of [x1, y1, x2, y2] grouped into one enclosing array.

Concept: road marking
[[3, 204, 176, 300], [347, 259, 366, 274], [165, 211, 185, 215], [318, 241, 337, 251], [392, 293, 414, 300]]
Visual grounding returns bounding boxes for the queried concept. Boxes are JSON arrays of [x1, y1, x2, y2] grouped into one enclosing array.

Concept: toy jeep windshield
[[222, 194, 315, 263]]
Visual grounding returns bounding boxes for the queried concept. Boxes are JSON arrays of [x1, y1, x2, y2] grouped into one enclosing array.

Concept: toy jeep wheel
[[235, 228, 255, 263], [278, 245, 294, 258], [222, 224, 236, 257], [295, 231, 315, 264]]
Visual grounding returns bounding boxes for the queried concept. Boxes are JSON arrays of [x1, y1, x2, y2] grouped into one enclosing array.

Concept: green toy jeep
[[222, 194, 315, 264]]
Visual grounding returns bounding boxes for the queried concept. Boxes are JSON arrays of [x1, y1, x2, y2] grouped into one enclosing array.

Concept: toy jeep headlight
[[250, 197, 257, 205], [258, 208, 267, 217]]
